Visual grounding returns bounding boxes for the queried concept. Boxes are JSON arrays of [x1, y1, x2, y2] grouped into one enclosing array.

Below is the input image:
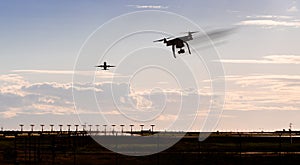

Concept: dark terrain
[[1, 131, 300, 165]]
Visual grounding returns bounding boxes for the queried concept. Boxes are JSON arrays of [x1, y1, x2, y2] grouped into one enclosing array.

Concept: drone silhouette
[[154, 28, 236, 58], [153, 31, 198, 58]]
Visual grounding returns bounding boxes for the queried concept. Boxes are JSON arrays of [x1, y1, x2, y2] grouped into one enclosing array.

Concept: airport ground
[[1, 131, 300, 165]]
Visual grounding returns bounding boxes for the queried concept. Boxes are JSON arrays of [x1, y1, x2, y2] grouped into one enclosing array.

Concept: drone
[[153, 31, 198, 58]]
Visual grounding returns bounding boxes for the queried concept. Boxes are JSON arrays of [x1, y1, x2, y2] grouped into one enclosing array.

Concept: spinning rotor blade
[[153, 38, 165, 42], [191, 28, 236, 44], [153, 36, 172, 42], [180, 31, 199, 35]]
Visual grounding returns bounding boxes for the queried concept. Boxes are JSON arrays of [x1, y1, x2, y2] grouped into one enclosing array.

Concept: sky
[[0, 0, 300, 132]]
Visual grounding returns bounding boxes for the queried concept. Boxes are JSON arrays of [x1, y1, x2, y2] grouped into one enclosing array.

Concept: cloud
[[238, 19, 300, 27], [156, 81, 169, 85], [218, 55, 300, 64], [237, 14, 300, 28], [0, 74, 30, 97], [226, 10, 240, 13], [0, 75, 76, 118], [0, 73, 219, 131], [0, 73, 212, 122], [12, 69, 126, 79], [224, 74, 300, 111], [127, 5, 168, 9], [12, 70, 75, 75], [287, 6, 298, 12], [0, 107, 21, 118], [287, 0, 298, 12], [246, 15, 292, 19], [156, 114, 177, 121], [4, 72, 298, 130]]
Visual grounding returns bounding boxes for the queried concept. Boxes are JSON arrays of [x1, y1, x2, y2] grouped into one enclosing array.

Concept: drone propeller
[[153, 36, 172, 42], [180, 31, 199, 35]]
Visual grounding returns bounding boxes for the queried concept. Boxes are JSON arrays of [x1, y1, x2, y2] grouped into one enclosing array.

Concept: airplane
[[95, 62, 115, 70], [153, 31, 198, 58], [153, 28, 235, 58]]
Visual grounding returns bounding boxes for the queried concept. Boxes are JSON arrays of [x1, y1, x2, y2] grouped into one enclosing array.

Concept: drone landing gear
[[172, 45, 191, 58]]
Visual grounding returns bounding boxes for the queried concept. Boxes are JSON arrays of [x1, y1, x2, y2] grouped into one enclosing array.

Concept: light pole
[[75, 125, 79, 132], [30, 124, 34, 132], [120, 125, 124, 134], [112, 125, 116, 135], [130, 125, 134, 135], [290, 123, 293, 144], [82, 124, 86, 131], [140, 124, 144, 135], [50, 124, 54, 132], [89, 125, 92, 132], [103, 125, 107, 136], [19, 124, 24, 132], [151, 124, 155, 133], [40, 124, 44, 132], [59, 125, 63, 132], [67, 125, 71, 132], [140, 124, 144, 131], [95, 125, 99, 133]]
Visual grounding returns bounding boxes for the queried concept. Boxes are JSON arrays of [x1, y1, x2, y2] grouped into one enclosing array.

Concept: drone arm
[[172, 45, 176, 58], [184, 41, 191, 54]]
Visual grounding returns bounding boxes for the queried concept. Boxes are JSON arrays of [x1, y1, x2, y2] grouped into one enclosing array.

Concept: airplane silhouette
[[95, 62, 115, 70]]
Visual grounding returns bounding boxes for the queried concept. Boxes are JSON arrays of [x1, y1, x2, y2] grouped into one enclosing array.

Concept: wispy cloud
[[224, 74, 300, 111], [287, 6, 298, 12], [12, 70, 75, 75], [246, 15, 292, 19], [0, 73, 212, 122], [218, 55, 300, 64], [11, 69, 126, 79], [238, 19, 300, 27], [237, 14, 300, 28], [226, 10, 240, 13], [0, 74, 29, 95], [287, 0, 298, 13], [127, 5, 168, 9]]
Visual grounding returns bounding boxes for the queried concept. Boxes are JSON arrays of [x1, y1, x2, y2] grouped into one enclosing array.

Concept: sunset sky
[[0, 0, 299, 132]]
